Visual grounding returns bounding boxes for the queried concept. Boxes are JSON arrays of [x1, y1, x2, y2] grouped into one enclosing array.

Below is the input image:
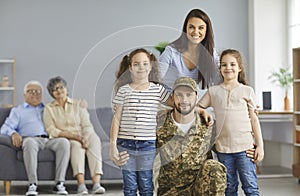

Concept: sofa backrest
[[0, 107, 12, 126], [88, 107, 113, 141]]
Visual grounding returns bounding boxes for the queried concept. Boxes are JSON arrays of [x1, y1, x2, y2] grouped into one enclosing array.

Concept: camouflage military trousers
[[157, 159, 227, 196]]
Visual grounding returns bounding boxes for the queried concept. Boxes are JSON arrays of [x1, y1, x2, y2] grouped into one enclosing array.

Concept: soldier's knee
[[203, 159, 227, 183], [201, 159, 227, 194], [204, 159, 226, 172]]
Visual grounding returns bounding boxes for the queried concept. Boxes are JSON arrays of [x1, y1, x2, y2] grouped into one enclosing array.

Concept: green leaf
[[268, 67, 293, 89], [154, 41, 170, 54]]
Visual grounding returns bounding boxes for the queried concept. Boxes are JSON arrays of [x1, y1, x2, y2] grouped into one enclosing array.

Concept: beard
[[174, 101, 196, 115]]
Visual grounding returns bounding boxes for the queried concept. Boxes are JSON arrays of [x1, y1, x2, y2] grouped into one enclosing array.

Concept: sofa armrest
[[0, 135, 21, 150]]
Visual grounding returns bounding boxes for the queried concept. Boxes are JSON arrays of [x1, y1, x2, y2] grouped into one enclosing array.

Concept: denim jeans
[[217, 151, 260, 196], [117, 138, 156, 196]]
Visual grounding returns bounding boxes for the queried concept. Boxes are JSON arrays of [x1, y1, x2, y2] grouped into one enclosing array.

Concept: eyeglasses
[[52, 85, 65, 92], [26, 89, 42, 95]]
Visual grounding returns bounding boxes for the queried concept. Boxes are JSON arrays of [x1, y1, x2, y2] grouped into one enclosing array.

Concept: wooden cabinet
[[293, 47, 300, 181], [0, 58, 16, 107]]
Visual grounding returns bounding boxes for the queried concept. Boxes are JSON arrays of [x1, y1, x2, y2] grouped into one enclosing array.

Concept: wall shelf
[[0, 87, 15, 91], [294, 79, 300, 83], [0, 58, 16, 107], [0, 59, 15, 63]]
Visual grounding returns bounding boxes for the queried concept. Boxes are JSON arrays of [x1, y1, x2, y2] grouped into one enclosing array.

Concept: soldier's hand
[[246, 147, 256, 162], [12, 132, 22, 148]]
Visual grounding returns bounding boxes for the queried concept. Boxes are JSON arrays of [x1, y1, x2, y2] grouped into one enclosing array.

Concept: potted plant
[[268, 67, 293, 110], [154, 41, 169, 54]]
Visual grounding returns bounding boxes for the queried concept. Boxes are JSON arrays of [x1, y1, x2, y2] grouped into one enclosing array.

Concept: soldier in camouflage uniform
[[156, 77, 227, 196]]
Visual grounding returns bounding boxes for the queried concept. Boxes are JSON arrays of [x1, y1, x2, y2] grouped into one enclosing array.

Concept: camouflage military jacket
[[156, 111, 213, 191]]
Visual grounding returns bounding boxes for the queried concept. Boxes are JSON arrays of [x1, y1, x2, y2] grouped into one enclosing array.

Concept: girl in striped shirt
[[110, 48, 173, 196]]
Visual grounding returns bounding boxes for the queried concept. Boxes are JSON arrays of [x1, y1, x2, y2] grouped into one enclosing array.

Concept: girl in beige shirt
[[198, 49, 264, 195]]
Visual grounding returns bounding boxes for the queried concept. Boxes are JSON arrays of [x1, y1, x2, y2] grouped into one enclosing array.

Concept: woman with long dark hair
[[159, 8, 221, 91]]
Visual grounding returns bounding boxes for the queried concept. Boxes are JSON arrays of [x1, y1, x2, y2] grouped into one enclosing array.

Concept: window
[[290, 0, 300, 48]]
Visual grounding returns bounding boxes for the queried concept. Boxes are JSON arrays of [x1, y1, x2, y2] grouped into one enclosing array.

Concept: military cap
[[173, 76, 197, 92]]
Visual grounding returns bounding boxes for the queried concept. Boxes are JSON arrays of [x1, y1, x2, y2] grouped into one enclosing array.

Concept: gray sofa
[[0, 107, 122, 195]]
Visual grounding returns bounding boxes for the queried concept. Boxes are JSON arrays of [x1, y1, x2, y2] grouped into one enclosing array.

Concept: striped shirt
[[113, 82, 171, 140]]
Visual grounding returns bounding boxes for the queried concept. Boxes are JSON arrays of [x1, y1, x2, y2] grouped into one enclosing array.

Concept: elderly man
[[156, 77, 227, 196], [0, 80, 70, 196]]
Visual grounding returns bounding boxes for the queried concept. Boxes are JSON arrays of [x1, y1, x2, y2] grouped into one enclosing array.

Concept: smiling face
[[52, 82, 67, 100], [24, 84, 42, 107], [186, 17, 207, 45], [220, 54, 241, 81], [129, 52, 152, 81], [173, 86, 198, 115]]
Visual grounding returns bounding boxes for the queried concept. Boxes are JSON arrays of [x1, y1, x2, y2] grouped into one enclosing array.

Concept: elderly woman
[[43, 76, 105, 194]]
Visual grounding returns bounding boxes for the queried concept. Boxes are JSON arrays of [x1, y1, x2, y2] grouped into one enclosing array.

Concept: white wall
[[0, 0, 249, 107], [250, 0, 290, 110]]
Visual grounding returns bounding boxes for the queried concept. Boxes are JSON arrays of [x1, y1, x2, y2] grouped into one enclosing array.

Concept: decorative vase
[[1, 75, 9, 87], [284, 90, 290, 111]]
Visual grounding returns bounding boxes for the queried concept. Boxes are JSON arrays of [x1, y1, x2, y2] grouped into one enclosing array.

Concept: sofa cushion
[[0, 135, 56, 162]]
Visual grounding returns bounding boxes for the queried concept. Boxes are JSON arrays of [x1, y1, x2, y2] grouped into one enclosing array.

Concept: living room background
[[0, 0, 291, 109]]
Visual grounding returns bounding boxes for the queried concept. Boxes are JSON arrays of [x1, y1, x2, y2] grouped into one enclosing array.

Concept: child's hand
[[205, 115, 214, 127], [118, 151, 130, 166], [110, 145, 129, 166], [110, 145, 119, 164], [196, 107, 214, 126], [254, 145, 264, 163]]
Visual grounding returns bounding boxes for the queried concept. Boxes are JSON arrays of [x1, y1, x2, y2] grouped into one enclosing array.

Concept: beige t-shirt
[[43, 97, 94, 138], [198, 84, 256, 153]]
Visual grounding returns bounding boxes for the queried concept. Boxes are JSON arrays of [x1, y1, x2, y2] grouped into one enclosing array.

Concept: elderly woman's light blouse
[[43, 97, 94, 138]]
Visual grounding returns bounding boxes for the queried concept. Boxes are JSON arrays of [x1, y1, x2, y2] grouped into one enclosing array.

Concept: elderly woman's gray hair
[[47, 76, 67, 98], [24, 80, 43, 94]]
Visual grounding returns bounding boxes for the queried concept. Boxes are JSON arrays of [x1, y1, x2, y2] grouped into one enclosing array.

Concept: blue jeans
[[217, 151, 260, 196], [117, 138, 156, 196]]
